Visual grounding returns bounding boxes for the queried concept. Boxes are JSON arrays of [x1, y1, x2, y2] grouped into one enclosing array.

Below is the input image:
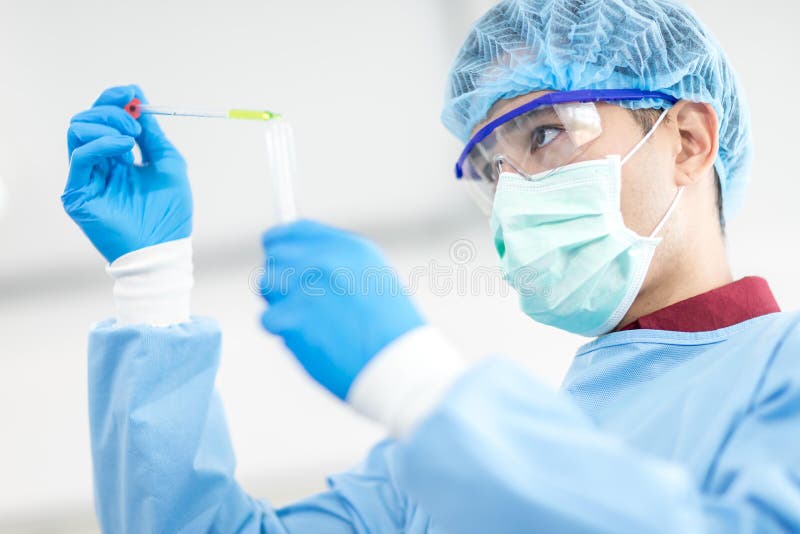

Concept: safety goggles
[[454, 89, 678, 213]]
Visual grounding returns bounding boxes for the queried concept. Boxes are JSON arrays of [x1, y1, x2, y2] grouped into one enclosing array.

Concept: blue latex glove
[[260, 220, 425, 400], [62, 85, 192, 263]]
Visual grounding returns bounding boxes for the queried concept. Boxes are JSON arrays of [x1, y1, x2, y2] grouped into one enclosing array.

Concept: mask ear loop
[[619, 108, 686, 239], [649, 186, 685, 238], [621, 108, 670, 166]]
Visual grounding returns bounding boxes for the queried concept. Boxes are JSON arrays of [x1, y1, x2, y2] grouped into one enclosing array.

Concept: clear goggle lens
[[459, 102, 604, 213]]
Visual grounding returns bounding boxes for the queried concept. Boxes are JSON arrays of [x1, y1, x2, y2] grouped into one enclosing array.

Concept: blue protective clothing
[[88, 312, 800, 532], [63, 85, 192, 263], [260, 220, 425, 400], [443, 0, 752, 220]]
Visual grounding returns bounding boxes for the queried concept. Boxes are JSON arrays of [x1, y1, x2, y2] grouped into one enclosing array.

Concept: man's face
[[474, 91, 682, 240], [473, 90, 722, 326]]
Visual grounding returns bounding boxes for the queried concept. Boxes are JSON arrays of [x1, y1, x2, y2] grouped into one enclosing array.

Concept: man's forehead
[[472, 90, 554, 137]]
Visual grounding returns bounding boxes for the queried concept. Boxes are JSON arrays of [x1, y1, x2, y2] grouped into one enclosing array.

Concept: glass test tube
[[264, 120, 298, 223]]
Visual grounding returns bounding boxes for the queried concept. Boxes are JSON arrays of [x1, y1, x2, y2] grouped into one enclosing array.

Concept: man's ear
[[671, 100, 719, 186]]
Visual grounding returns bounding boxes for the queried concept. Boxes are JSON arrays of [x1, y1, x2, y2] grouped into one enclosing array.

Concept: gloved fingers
[[90, 85, 184, 169], [260, 228, 314, 305], [135, 113, 184, 167], [66, 135, 135, 192], [67, 122, 130, 159], [258, 265, 293, 305], [71, 106, 142, 138], [263, 219, 346, 247], [263, 221, 384, 279], [112, 85, 185, 167], [92, 85, 138, 107], [260, 305, 294, 336]]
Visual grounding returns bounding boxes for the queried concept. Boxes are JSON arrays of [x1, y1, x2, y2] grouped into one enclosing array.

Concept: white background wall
[[0, 0, 798, 531]]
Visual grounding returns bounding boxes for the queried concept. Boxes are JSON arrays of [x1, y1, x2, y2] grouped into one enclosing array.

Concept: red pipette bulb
[[124, 98, 142, 119]]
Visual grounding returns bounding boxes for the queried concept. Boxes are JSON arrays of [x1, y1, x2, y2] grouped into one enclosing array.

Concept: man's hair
[[630, 108, 725, 232]]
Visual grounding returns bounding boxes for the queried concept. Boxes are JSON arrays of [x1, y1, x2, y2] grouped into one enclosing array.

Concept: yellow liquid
[[227, 109, 281, 121]]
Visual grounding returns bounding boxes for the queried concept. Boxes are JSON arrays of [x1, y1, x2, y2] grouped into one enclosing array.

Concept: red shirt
[[620, 277, 780, 333]]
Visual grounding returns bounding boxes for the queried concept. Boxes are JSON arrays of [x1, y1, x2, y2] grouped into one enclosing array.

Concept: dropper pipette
[[123, 97, 297, 223], [124, 98, 281, 121]]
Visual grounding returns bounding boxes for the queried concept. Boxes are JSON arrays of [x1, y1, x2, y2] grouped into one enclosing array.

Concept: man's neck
[[619, 236, 733, 329]]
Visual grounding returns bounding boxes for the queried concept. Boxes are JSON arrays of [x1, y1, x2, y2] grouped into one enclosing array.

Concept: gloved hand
[[62, 85, 192, 263], [260, 220, 426, 400]]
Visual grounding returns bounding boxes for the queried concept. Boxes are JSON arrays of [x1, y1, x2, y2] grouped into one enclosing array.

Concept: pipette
[[124, 98, 280, 122], [123, 97, 298, 223]]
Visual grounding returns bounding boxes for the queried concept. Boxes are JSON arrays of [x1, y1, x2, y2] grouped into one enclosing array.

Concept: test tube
[[264, 120, 298, 223]]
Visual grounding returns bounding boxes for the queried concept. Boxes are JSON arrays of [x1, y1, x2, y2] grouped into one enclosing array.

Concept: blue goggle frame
[[454, 89, 678, 179]]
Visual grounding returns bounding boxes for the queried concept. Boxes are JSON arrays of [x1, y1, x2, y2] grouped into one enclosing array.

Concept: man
[[62, 0, 800, 532]]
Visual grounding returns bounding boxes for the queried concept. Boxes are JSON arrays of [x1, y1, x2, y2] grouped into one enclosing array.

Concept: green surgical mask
[[490, 116, 684, 337]]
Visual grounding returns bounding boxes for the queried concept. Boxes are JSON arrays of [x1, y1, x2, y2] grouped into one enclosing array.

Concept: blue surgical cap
[[443, 0, 752, 220]]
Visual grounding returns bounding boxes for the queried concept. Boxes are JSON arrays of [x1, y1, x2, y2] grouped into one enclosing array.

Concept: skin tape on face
[[553, 102, 603, 147]]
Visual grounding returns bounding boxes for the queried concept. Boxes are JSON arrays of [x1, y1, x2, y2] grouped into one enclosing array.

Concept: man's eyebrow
[[483, 105, 560, 131], [471, 98, 566, 138], [514, 106, 559, 122]]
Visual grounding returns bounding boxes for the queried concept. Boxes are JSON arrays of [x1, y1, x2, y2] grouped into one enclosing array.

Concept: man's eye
[[531, 127, 562, 150]]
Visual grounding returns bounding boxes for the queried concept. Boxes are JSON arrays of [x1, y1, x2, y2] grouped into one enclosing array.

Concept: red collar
[[620, 277, 780, 333]]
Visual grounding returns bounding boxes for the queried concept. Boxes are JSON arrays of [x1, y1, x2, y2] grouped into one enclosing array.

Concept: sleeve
[[347, 326, 466, 437], [390, 357, 800, 534], [87, 318, 430, 533]]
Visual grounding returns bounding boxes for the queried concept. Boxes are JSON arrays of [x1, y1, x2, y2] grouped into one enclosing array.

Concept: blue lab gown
[[88, 312, 800, 532]]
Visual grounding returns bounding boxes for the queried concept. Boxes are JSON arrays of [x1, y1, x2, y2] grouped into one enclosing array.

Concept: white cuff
[[106, 238, 194, 327], [347, 326, 466, 438]]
